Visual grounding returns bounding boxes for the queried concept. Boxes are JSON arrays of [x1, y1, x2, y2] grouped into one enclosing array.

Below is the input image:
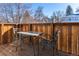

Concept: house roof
[[62, 14, 79, 22]]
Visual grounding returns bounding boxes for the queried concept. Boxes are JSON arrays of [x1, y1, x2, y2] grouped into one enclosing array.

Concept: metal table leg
[[19, 34, 23, 51], [52, 47, 54, 56], [32, 36, 40, 56], [31, 37, 36, 56], [34, 37, 40, 56], [38, 37, 40, 56], [32, 40, 36, 56]]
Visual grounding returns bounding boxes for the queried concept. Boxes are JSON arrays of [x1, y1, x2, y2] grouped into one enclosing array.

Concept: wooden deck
[[0, 39, 75, 56]]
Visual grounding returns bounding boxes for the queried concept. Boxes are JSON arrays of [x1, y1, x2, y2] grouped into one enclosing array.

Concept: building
[[62, 14, 79, 22]]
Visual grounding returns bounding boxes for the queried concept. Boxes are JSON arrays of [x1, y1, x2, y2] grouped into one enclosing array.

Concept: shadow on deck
[[0, 39, 75, 56]]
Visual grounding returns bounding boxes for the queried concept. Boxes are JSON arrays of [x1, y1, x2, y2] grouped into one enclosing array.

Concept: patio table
[[17, 31, 43, 56]]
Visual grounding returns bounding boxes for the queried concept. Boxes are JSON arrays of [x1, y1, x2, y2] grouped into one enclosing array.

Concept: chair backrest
[[51, 30, 59, 45], [13, 28, 19, 34], [47, 30, 59, 48], [13, 28, 18, 34], [13, 28, 20, 41]]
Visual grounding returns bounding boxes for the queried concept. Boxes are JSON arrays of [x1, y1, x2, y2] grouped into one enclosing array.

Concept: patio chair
[[40, 30, 59, 55], [10, 27, 20, 52], [11, 27, 29, 52]]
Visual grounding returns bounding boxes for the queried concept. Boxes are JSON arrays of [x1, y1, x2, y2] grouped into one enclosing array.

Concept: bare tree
[[34, 6, 50, 23], [34, 6, 44, 20], [51, 12, 56, 22], [0, 4, 10, 23], [14, 3, 32, 23], [0, 3, 32, 23], [51, 11, 64, 23]]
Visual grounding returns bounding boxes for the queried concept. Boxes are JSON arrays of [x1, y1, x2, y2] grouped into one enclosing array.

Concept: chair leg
[[16, 47, 18, 56], [54, 47, 58, 56], [52, 47, 54, 56], [55, 48, 59, 56], [42, 46, 46, 50], [15, 47, 17, 51], [31, 39, 36, 56], [45, 47, 54, 56], [38, 39, 40, 56]]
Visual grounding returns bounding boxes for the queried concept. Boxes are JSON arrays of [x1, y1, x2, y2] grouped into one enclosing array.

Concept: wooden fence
[[0, 23, 79, 55]]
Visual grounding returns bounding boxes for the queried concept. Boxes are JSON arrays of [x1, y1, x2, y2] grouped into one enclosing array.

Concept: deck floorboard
[[0, 40, 73, 56]]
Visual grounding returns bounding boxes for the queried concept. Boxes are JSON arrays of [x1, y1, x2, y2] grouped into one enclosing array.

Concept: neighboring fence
[[0, 23, 79, 55]]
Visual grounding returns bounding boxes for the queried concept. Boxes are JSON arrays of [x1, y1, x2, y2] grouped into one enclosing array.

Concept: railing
[[0, 23, 79, 55]]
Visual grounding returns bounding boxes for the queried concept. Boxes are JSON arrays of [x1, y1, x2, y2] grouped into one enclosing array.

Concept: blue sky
[[31, 3, 79, 18]]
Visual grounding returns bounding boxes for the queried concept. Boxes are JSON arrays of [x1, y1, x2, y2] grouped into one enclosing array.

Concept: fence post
[[30, 24, 32, 31], [1, 24, 4, 44], [29, 24, 32, 42]]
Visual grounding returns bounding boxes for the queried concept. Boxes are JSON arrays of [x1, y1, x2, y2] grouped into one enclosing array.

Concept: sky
[[31, 3, 79, 18]]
